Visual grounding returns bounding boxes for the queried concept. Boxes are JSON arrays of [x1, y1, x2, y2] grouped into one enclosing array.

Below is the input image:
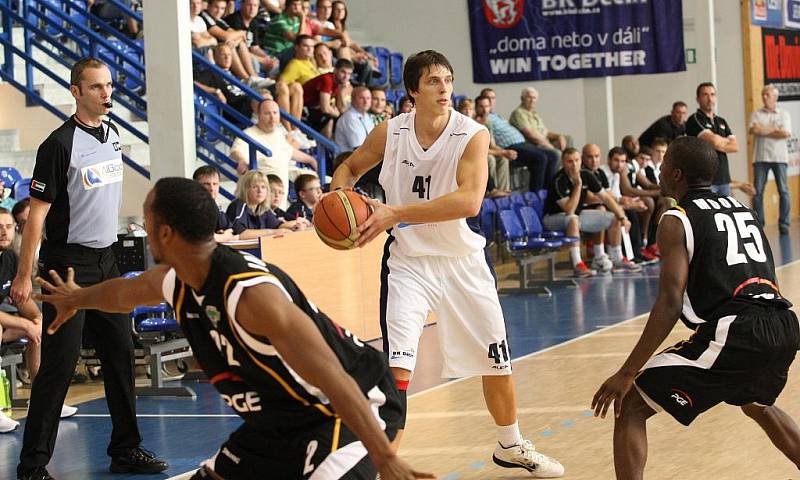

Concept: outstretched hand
[[34, 268, 81, 335]]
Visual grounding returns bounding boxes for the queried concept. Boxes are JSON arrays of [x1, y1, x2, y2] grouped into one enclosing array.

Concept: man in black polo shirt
[[685, 82, 755, 197], [542, 148, 635, 278], [638, 101, 688, 148], [11, 58, 167, 480]]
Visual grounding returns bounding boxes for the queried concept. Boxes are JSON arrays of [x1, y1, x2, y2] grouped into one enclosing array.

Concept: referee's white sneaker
[[60, 404, 78, 418], [493, 439, 564, 478], [0, 414, 19, 433]]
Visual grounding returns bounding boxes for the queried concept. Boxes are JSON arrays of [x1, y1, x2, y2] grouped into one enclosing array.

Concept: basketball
[[313, 190, 372, 250]]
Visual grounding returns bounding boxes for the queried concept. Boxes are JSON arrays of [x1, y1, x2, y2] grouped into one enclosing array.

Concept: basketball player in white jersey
[[330, 50, 564, 477]]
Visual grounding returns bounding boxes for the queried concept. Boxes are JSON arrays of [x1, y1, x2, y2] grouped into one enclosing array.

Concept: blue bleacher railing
[[1, 0, 340, 198]]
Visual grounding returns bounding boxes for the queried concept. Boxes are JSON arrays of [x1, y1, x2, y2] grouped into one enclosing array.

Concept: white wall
[[346, 0, 748, 179]]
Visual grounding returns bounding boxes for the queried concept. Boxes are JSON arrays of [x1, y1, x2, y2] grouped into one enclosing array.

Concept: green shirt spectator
[[262, 12, 301, 55]]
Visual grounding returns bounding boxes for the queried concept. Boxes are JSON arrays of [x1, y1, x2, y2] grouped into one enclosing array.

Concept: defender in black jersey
[[593, 137, 800, 479], [37, 178, 432, 480]]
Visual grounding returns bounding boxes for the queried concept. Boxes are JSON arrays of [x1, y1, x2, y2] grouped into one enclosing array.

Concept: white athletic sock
[[570, 246, 582, 266], [593, 243, 605, 258], [642, 237, 648, 246], [497, 421, 522, 448], [609, 245, 624, 262]]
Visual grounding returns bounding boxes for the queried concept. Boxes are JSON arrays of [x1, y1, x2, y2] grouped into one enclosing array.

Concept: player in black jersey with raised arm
[[592, 136, 800, 479], [35, 178, 433, 480]]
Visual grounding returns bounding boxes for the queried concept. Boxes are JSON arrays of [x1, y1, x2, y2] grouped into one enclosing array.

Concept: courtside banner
[[467, 0, 686, 83], [762, 28, 800, 101]]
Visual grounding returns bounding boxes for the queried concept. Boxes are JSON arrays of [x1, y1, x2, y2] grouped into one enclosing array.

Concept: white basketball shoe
[[493, 439, 564, 477]]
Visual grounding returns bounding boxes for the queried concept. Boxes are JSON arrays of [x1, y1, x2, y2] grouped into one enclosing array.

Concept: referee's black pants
[[19, 244, 142, 473]]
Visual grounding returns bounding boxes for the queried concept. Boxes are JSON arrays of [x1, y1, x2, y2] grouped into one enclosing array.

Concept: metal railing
[[2, 0, 342, 200]]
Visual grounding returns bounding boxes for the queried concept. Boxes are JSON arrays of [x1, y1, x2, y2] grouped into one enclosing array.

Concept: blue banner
[[468, 0, 686, 83], [751, 0, 783, 27]]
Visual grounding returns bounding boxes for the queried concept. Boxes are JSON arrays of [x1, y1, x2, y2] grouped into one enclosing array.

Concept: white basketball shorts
[[379, 238, 512, 378]]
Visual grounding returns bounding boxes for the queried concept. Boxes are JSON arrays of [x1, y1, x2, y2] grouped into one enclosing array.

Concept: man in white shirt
[[334, 86, 375, 151], [230, 99, 318, 207], [749, 84, 793, 234]]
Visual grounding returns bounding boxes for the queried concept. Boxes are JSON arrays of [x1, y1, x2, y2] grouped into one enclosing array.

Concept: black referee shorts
[[635, 306, 800, 426]]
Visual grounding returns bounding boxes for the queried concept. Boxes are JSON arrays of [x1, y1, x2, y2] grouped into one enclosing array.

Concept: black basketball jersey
[[666, 189, 791, 328], [161, 245, 393, 431]]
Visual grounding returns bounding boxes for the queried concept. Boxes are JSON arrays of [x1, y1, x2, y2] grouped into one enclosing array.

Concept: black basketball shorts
[[634, 306, 800, 426]]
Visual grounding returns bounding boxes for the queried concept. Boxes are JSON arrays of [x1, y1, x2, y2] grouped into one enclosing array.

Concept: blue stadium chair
[[389, 51, 404, 86], [493, 196, 511, 212], [451, 94, 466, 110], [537, 188, 548, 202], [509, 192, 525, 208], [13, 178, 31, 201], [365, 46, 390, 88], [479, 198, 496, 243]]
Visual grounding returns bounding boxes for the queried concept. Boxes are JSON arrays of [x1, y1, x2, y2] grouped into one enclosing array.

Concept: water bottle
[[0, 369, 11, 417]]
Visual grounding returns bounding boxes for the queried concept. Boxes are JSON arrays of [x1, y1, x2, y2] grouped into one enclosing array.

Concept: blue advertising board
[[468, 0, 686, 83]]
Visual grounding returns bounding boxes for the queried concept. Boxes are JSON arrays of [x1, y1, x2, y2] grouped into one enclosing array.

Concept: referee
[[11, 58, 168, 480]]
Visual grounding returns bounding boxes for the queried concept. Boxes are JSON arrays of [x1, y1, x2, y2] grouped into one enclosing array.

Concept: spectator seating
[[13, 178, 31, 200], [389, 51, 403, 86], [0, 339, 28, 408]]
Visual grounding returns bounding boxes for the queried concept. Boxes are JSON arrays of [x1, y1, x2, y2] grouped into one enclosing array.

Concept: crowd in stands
[[450, 80, 781, 279], [185, 1, 788, 284]]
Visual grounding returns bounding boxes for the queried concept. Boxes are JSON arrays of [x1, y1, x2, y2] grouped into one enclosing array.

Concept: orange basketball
[[313, 190, 372, 250]]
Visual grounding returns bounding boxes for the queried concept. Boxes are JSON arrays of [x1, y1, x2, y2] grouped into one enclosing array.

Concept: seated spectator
[[606, 146, 663, 262], [201, 0, 273, 88], [473, 96, 514, 196], [285, 173, 321, 220], [88, 0, 140, 38], [597, 147, 653, 265], [193, 165, 240, 242], [190, 0, 219, 59], [194, 166, 305, 241], [368, 88, 388, 124], [582, 144, 649, 265], [329, 1, 376, 86], [0, 180, 15, 212], [510, 86, 568, 152], [314, 42, 335, 73], [230, 99, 318, 207], [638, 101, 688, 148], [277, 34, 319, 130], [645, 138, 668, 184], [0, 208, 78, 431], [396, 95, 414, 115], [194, 44, 253, 122], [478, 88, 556, 191], [632, 147, 661, 192], [543, 148, 636, 277], [267, 174, 287, 217], [621, 134, 639, 161], [303, 58, 353, 137], [383, 102, 395, 118], [262, 0, 308, 58], [311, 0, 342, 50], [226, 171, 309, 233], [11, 198, 29, 238], [334, 86, 374, 151], [224, 0, 279, 75]]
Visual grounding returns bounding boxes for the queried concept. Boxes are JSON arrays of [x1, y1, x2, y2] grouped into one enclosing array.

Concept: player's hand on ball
[[34, 268, 81, 335], [355, 197, 397, 247], [591, 370, 635, 419]]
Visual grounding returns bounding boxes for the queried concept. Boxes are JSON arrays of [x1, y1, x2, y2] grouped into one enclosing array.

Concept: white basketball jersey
[[379, 110, 487, 257]]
